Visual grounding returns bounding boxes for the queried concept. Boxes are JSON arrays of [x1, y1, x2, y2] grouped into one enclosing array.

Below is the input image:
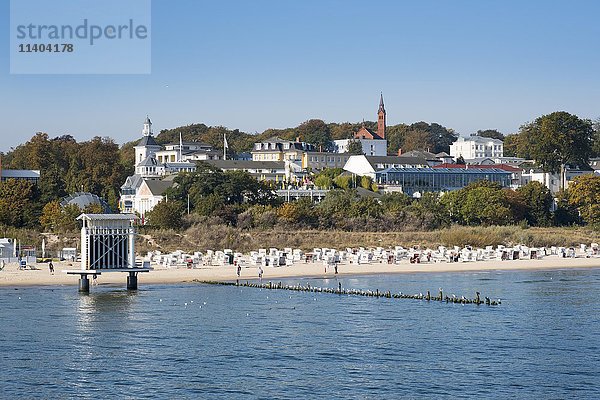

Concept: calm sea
[[1, 268, 599, 399]]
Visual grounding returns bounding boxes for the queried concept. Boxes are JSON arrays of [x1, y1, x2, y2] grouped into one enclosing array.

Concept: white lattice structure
[[65, 214, 147, 292], [78, 214, 136, 270]]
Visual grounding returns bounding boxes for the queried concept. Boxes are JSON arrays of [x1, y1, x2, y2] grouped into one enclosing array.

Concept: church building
[[333, 94, 388, 156]]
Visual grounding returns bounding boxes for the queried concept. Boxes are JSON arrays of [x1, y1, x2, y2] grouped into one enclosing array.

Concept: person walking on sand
[[48, 261, 54, 275], [258, 266, 263, 282], [237, 264, 241, 277]]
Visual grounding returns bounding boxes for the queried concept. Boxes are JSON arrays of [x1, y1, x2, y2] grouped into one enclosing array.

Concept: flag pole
[[179, 132, 183, 162]]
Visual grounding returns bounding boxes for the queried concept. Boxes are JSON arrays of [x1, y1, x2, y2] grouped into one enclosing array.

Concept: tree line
[[2, 110, 599, 233], [0, 133, 131, 228], [145, 166, 600, 232]]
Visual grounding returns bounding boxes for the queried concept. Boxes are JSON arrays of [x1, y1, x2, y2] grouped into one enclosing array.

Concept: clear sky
[[1, 0, 599, 152]]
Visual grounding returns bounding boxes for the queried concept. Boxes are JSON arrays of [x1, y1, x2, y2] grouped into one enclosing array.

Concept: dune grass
[[137, 225, 600, 254]]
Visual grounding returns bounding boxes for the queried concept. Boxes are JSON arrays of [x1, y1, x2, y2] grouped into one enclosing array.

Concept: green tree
[[333, 175, 353, 189], [381, 192, 412, 214], [349, 197, 383, 218], [441, 181, 515, 226], [314, 175, 333, 189], [554, 189, 580, 226], [145, 200, 184, 229], [519, 112, 594, 190], [408, 122, 457, 154], [317, 189, 355, 219], [411, 192, 450, 228], [385, 124, 410, 155], [0, 179, 37, 227], [516, 181, 553, 226], [402, 129, 433, 152], [316, 168, 343, 180], [360, 175, 375, 191], [297, 119, 333, 151], [591, 117, 600, 157], [476, 129, 505, 140], [346, 140, 364, 155]]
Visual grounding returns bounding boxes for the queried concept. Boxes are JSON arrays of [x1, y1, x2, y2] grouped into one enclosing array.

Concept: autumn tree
[[39, 201, 80, 232], [567, 174, 600, 225], [277, 198, 316, 226]]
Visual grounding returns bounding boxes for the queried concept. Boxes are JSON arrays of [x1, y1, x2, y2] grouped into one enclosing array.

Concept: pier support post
[[127, 272, 138, 290], [79, 276, 90, 293]]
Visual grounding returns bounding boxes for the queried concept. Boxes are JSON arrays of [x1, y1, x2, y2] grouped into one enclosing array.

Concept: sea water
[[1, 268, 599, 399]]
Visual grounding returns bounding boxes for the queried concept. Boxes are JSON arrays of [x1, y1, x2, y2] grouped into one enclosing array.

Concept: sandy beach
[[1, 255, 599, 287]]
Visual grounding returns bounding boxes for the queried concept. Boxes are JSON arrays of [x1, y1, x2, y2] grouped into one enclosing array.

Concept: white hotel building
[[449, 135, 503, 160]]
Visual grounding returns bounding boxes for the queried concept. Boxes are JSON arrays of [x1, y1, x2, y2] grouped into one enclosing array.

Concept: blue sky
[[1, 0, 600, 152]]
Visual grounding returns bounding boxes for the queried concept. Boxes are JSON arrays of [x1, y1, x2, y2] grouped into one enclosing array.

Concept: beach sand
[[1, 255, 599, 287]]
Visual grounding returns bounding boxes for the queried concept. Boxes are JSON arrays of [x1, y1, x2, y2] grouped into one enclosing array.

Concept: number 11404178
[[19, 43, 73, 52]]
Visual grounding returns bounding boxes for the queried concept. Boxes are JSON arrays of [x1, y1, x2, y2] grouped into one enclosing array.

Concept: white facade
[[251, 137, 314, 162], [343, 155, 429, 180], [520, 169, 592, 194], [132, 117, 200, 179], [333, 138, 387, 156], [120, 176, 172, 217], [450, 136, 503, 159], [0, 238, 16, 259]]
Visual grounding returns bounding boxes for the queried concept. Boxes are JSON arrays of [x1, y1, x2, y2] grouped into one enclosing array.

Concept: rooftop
[[77, 214, 137, 221], [0, 169, 41, 179], [201, 160, 285, 169]]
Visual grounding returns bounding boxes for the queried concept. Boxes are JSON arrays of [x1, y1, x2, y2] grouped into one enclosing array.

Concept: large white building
[[133, 116, 223, 178], [450, 135, 503, 160], [251, 137, 315, 162], [343, 155, 429, 180], [121, 117, 206, 216]]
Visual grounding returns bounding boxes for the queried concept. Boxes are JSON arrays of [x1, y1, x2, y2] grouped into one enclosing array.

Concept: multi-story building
[[251, 137, 315, 162], [156, 142, 221, 163], [133, 117, 199, 178], [302, 152, 352, 170], [202, 160, 287, 182], [449, 135, 504, 160]]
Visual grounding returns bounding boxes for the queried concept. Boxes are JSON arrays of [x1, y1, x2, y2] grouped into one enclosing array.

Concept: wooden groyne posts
[[195, 280, 501, 306]]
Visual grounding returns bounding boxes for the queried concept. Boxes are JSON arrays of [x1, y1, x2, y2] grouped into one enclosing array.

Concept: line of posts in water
[[196, 280, 501, 306]]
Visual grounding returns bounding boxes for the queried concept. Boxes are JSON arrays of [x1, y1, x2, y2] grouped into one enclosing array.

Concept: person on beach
[[48, 261, 54, 275], [258, 266, 263, 282], [237, 264, 241, 277]]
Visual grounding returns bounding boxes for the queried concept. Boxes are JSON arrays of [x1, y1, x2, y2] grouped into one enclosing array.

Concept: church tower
[[134, 116, 161, 169], [377, 93, 386, 139], [142, 116, 152, 136]]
